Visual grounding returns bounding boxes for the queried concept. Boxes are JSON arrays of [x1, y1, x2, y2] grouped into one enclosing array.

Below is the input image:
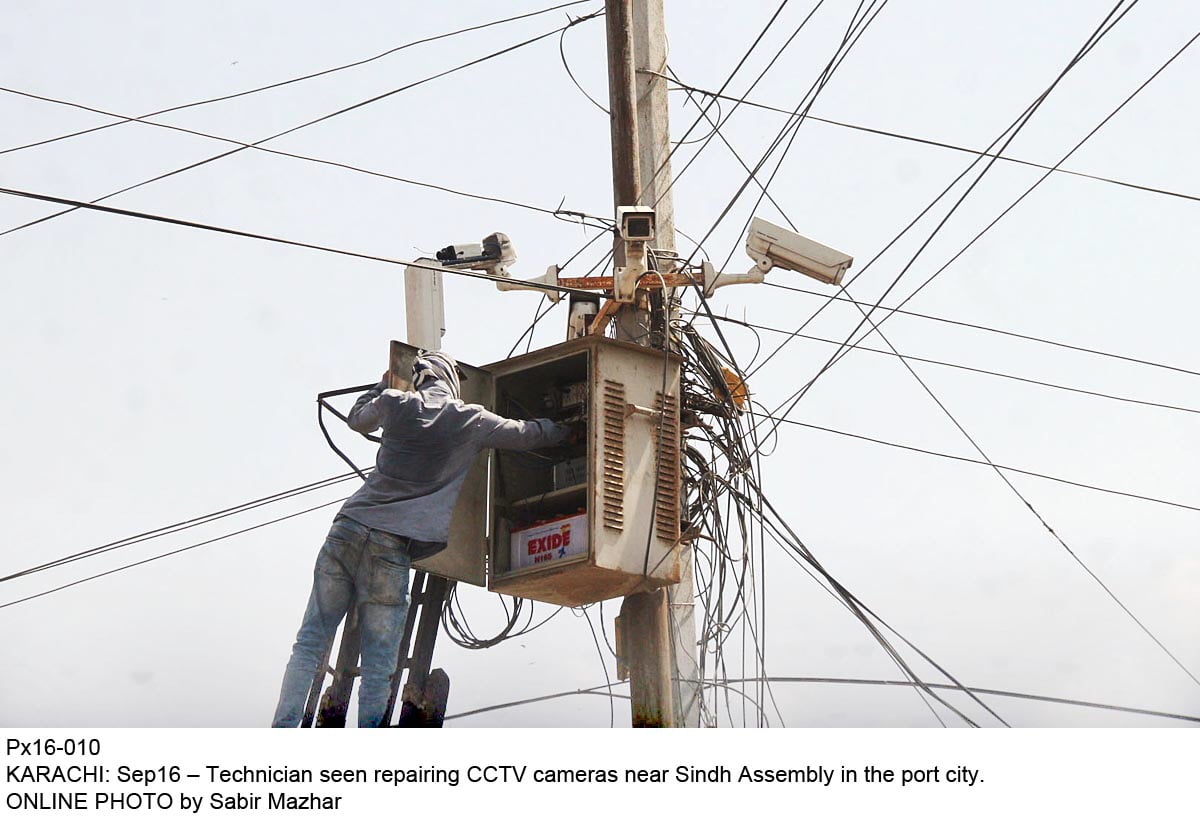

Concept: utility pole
[[608, 0, 701, 727]]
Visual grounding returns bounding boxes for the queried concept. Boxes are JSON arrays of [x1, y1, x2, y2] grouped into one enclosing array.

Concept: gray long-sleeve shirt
[[337, 380, 568, 543]]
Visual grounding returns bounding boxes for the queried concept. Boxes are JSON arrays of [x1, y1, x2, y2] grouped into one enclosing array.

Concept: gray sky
[[2, 0, 1198, 727]]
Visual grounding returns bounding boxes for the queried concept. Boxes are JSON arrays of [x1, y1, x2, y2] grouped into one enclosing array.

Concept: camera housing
[[437, 232, 516, 276], [617, 205, 656, 243], [745, 217, 852, 285]]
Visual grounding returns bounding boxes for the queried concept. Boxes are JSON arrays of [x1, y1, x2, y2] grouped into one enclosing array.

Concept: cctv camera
[[436, 232, 516, 275], [617, 205, 656, 243], [745, 217, 852, 285]]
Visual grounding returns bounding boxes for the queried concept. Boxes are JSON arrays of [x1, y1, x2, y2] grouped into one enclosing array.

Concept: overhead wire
[[0, 496, 349, 611], [709, 0, 893, 280], [692, 310, 1200, 417], [0, 471, 366, 585], [658, 0, 987, 725], [441, 676, 1200, 725], [741, 0, 1145, 386], [811, 26, 1200, 386], [0, 87, 590, 222], [0, 185, 597, 297], [0, 1, 595, 158], [753, 489, 1007, 725], [641, 0, 817, 211], [578, 606, 616, 727], [648, 0, 831, 207], [673, 317, 987, 727], [763, 281, 1200, 380], [719, 4, 1200, 689], [0, 9, 605, 240], [656, 76, 1200, 206], [742, 408, 1200, 515]]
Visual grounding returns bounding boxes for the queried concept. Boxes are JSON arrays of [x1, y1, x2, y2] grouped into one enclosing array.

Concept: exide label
[[511, 513, 588, 570]]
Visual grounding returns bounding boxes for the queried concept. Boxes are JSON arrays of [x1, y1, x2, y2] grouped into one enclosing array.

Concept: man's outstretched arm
[[346, 376, 389, 434], [476, 411, 571, 451]]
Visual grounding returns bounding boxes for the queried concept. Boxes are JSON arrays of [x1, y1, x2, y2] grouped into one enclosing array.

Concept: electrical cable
[[725, 677, 1200, 725], [442, 675, 1200, 724], [673, 319, 978, 727], [763, 281, 1200, 379], [722, 7, 1200, 691], [693, 310, 1200, 417], [707, 0, 893, 283], [741, 0, 1144, 386], [0, 185, 595, 297], [641, 0, 812, 208], [0, 495, 349, 611], [0, 86, 583, 221], [743, 408, 1200, 514], [578, 606, 616, 727], [558, 18, 609, 114], [814, 26, 1200, 386], [443, 682, 631, 722], [0, 1, 595, 158], [667, 0, 888, 279], [0, 471, 366, 585], [656, 76, 1200, 207], [0, 10, 604, 240]]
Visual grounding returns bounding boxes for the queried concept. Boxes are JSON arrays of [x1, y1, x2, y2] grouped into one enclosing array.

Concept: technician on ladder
[[272, 351, 571, 727]]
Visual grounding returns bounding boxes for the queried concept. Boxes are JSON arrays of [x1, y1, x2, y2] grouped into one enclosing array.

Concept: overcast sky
[[2, 0, 1198, 728]]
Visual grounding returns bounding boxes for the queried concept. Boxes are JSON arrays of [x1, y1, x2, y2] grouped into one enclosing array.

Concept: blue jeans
[[272, 516, 414, 728]]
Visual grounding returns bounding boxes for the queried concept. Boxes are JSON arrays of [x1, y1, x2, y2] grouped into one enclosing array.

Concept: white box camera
[[617, 205, 656, 243], [746, 217, 852, 285]]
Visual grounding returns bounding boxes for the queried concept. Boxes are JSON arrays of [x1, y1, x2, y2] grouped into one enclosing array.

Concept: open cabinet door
[[389, 340, 492, 586]]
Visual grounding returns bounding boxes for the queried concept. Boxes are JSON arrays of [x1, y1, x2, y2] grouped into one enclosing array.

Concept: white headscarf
[[412, 350, 462, 399]]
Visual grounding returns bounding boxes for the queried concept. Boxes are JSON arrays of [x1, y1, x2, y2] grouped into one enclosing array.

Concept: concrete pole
[[606, 0, 651, 345], [631, 0, 701, 729], [608, 0, 697, 727]]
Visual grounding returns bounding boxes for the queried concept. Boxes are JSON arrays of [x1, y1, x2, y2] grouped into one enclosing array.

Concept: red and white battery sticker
[[511, 513, 588, 571]]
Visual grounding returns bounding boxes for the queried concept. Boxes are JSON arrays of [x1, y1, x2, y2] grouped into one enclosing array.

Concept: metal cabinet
[[389, 335, 683, 606]]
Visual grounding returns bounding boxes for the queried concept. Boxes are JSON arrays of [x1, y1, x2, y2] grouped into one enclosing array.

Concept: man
[[272, 350, 569, 727]]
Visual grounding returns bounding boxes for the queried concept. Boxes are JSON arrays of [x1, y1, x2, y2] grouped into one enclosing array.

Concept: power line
[[444, 682, 631, 722], [0, 496, 349, 611], [0, 184, 594, 296], [0, 10, 604, 240], [723, 678, 1200, 725], [667, 4, 1194, 724], [649, 0, 831, 207], [738, 1, 1142, 386], [755, 0, 1141, 406], [0, 1, 593, 158], [763, 281, 1200, 379], [745, 408, 1200, 514], [739, 10, 1200, 691], [816, 26, 1200, 395], [670, 0, 889, 269], [0, 471, 365, 584], [0, 86, 584, 221], [693, 311, 1200, 417], [711, 0, 893, 279], [656, 77, 1200, 206], [442, 676, 1199, 724], [639, 0, 805, 206]]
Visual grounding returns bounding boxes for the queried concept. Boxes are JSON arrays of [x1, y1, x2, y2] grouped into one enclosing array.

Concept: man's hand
[[564, 420, 586, 446]]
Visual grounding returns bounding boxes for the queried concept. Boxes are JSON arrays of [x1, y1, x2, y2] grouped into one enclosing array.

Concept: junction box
[[389, 335, 683, 606]]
